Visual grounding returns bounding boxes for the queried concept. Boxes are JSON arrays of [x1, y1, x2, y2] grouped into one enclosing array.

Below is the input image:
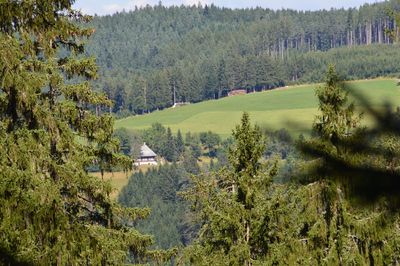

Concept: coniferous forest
[[86, 1, 400, 115], [3, 0, 400, 265]]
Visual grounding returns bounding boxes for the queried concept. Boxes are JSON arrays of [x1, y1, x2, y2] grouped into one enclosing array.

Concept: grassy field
[[91, 171, 131, 199], [91, 165, 156, 199], [115, 79, 400, 137]]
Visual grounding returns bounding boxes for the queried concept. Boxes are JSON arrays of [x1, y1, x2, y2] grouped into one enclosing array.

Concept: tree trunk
[[173, 83, 176, 105], [245, 221, 251, 266]]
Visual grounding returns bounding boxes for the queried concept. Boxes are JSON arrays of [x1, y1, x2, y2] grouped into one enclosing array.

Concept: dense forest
[[118, 66, 400, 264], [116, 124, 297, 250], [86, 1, 400, 115], [4, 0, 400, 264]]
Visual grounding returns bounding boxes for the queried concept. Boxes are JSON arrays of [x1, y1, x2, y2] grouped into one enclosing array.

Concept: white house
[[134, 143, 158, 166]]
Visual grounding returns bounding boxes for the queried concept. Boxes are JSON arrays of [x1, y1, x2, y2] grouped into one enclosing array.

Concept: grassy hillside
[[115, 79, 400, 137]]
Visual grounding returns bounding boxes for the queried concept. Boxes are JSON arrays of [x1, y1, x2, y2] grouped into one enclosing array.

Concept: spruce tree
[[0, 1, 173, 264], [182, 112, 276, 265], [176, 129, 185, 156], [295, 65, 400, 264], [165, 127, 177, 162], [313, 65, 361, 148]]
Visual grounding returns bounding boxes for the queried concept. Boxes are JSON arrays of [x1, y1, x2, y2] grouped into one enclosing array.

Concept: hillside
[[115, 79, 400, 137], [86, 2, 400, 115]]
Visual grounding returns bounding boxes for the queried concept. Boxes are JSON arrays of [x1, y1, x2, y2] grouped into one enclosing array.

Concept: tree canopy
[[0, 1, 173, 264], [82, 1, 400, 115], [180, 69, 400, 265]]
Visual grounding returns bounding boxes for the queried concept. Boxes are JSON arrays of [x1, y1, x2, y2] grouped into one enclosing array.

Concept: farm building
[[228, 89, 247, 97], [134, 143, 158, 166]]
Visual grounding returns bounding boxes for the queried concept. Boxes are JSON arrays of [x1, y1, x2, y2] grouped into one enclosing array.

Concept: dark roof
[[140, 143, 157, 157]]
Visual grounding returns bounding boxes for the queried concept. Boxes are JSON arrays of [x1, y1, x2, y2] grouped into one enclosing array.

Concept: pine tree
[[0, 1, 173, 264]]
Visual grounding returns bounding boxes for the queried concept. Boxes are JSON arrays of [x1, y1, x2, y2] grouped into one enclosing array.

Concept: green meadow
[[115, 79, 400, 137]]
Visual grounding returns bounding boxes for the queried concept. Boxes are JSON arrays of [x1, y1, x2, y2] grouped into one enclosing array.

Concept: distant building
[[172, 102, 191, 108], [228, 89, 247, 97], [134, 143, 158, 166]]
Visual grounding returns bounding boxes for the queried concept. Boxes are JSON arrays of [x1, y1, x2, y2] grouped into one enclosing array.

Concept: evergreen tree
[[164, 127, 178, 162], [199, 131, 221, 157], [0, 1, 173, 264], [185, 132, 202, 159], [119, 164, 193, 249], [299, 65, 363, 185], [182, 113, 277, 265], [176, 129, 185, 156], [182, 148, 200, 175], [142, 123, 167, 155], [313, 65, 361, 147], [217, 59, 228, 98], [293, 65, 400, 264], [114, 128, 132, 156]]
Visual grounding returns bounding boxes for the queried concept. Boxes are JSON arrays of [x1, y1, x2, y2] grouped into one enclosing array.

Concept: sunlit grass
[[91, 165, 157, 199], [115, 79, 400, 138]]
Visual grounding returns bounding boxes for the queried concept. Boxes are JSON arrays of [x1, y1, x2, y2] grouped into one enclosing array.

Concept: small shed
[[134, 143, 158, 166], [228, 89, 247, 97]]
